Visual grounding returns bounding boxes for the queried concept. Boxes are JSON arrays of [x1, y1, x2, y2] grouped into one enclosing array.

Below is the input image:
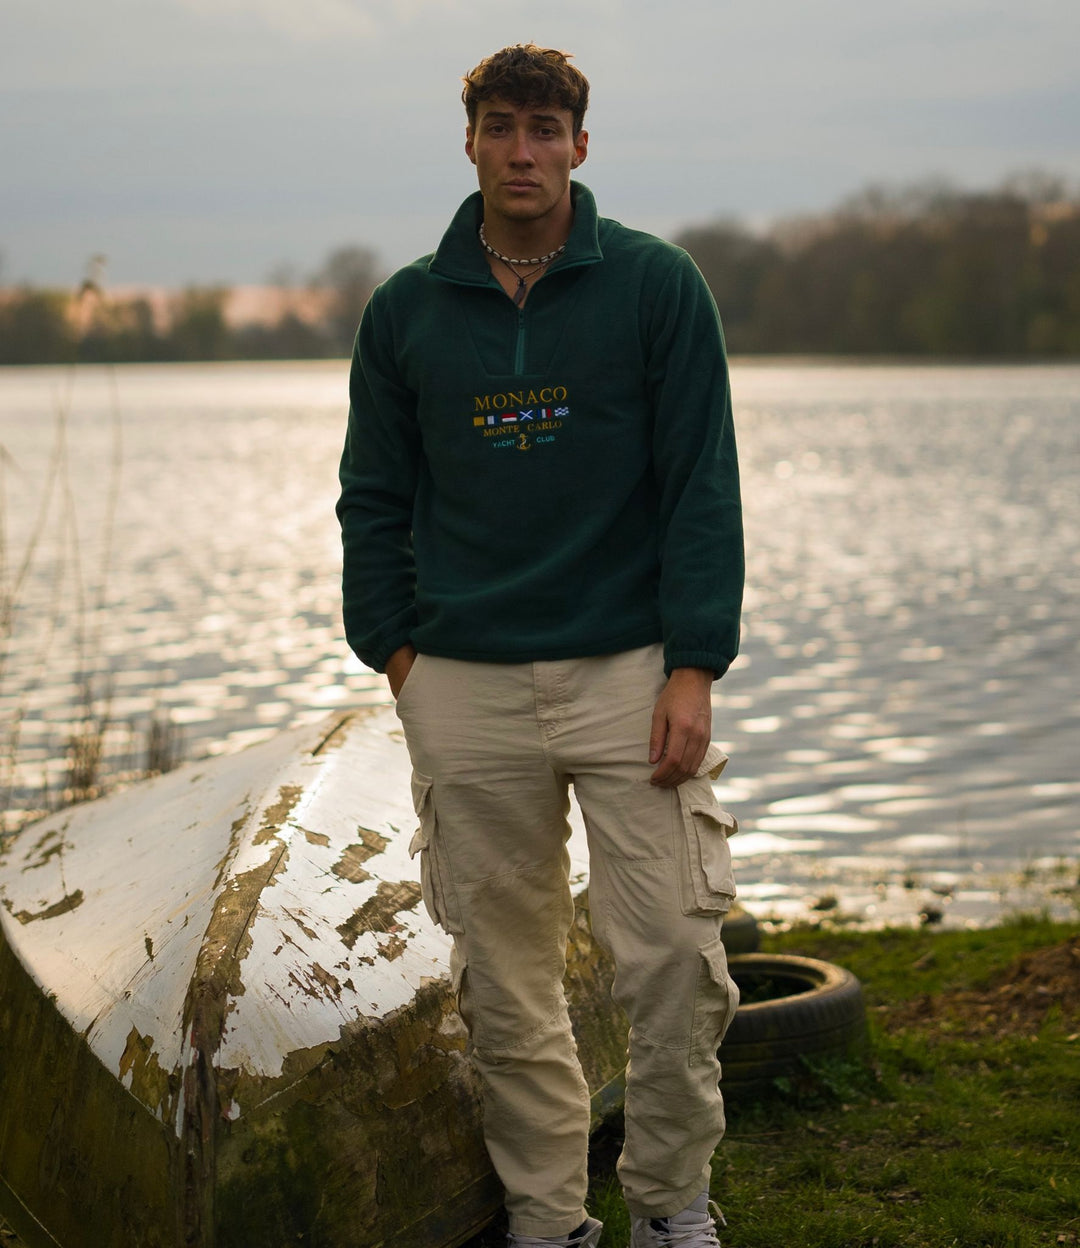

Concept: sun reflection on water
[[1, 360, 1077, 926]]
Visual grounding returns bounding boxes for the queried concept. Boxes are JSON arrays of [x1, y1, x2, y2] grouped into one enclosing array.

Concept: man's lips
[[505, 180, 540, 189]]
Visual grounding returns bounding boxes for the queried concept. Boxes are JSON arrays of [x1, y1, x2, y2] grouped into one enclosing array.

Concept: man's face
[[465, 99, 588, 231]]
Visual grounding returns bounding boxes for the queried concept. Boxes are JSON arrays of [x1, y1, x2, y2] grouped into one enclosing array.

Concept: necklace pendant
[[513, 279, 527, 307]]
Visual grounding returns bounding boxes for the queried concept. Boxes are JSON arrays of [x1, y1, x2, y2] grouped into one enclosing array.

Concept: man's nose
[[510, 130, 534, 163]]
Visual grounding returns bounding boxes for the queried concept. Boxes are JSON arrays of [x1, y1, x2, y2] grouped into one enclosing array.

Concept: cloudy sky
[[2, 0, 1078, 287]]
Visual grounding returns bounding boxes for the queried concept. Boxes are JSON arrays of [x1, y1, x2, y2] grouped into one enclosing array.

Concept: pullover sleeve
[[336, 286, 420, 672], [646, 250, 744, 678]]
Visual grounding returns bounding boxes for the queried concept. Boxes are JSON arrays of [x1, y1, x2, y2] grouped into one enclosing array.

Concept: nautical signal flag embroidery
[[469, 395, 568, 450], [471, 407, 569, 428]]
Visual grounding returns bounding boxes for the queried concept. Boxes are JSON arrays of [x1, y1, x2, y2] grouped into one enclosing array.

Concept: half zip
[[426, 182, 605, 377], [514, 305, 526, 373]]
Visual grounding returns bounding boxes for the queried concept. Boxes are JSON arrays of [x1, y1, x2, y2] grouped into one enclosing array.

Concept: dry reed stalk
[[2, 321, 183, 839]]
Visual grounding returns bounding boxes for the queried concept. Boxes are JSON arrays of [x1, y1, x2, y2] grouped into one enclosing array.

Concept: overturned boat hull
[[0, 708, 628, 1248]]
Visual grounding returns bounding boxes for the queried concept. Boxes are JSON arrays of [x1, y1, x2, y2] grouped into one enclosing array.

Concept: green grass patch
[[583, 916, 1080, 1248], [762, 912, 1076, 1004]]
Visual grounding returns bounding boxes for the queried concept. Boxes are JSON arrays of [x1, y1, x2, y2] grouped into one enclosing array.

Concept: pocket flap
[[408, 775, 433, 859], [410, 773, 433, 813], [408, 825, 428, 859], [699, 932, 734, 989], [689, 803, 738, 838]]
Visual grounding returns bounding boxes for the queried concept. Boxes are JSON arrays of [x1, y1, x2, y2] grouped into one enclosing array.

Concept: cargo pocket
[[407, 773, 464, 934], [690, 933, 741, 1064], [675, 789, 738, 917]]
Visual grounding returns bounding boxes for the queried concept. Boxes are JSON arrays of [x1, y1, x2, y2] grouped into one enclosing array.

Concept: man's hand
[[649, 666, 714, 788], [385, 643, 417, 699]]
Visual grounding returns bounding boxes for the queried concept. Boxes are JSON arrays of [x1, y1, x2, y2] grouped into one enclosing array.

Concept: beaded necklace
[[479, 223, 567, 307]]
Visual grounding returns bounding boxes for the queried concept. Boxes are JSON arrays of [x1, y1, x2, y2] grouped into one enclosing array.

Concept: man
[[337, 43, 744, 1248]]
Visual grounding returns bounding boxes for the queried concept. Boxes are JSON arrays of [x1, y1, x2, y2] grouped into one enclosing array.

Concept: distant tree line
[[0, 246, 382, 366], [2, 176, 1079, 362], [675, 173, 1080, 356]]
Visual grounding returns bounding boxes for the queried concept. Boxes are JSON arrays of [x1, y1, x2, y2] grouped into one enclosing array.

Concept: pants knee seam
[[471, 1003, 570, 1056], [633, 1026, 692, 1052]]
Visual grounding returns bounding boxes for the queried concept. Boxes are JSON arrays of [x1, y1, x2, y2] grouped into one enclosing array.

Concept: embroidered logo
[[469, 385, 569, 450]]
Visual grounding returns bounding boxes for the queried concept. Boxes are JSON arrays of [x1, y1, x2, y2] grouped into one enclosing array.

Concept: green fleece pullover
[[337, 183, 743, 677]]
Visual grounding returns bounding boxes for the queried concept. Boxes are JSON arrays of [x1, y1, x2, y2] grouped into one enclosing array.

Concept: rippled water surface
[[1, 360, 1077, 926]]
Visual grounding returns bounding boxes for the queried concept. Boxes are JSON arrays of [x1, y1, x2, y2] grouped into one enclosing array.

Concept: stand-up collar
[[428, 181, 604, 284]]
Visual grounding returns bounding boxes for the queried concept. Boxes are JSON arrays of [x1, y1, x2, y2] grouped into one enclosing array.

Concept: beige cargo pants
[[395, 645, 740, 1238]]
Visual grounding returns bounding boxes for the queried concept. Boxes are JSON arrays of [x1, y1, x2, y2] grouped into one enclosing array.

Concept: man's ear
[[570, 129, 589, 169], [465, 127, 476, 165]]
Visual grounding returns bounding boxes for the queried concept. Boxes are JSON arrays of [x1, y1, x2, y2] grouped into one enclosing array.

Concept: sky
[[2, 0, 1079, 288]]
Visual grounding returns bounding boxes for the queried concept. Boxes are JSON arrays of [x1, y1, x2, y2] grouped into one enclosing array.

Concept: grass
[[579, 914, 1080, 1248]]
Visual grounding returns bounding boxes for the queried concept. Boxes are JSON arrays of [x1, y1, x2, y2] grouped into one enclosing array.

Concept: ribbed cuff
[[663, 650, 730, 680]]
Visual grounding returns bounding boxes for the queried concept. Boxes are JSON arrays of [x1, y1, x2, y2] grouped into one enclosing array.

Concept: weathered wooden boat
[[0, 707, 632, 1248]]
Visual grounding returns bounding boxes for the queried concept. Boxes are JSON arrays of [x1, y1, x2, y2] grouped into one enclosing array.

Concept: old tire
[[719, 953, 869, 1102], [720, 906, 760, 955]]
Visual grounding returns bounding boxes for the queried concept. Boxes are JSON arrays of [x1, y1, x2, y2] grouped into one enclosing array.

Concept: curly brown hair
[[462, 44, 590, 135]]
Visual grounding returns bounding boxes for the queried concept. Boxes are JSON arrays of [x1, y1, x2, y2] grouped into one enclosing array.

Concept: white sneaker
[[629, 1193, 726, 1248], [508, 1215, 604, 1248]]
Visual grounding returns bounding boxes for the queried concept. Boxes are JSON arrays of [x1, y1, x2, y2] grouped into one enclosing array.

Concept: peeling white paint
[[0, 707, 592, 1116]]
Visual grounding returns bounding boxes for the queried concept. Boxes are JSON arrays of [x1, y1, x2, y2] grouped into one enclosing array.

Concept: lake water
[[1, 359, 1077, 928]]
